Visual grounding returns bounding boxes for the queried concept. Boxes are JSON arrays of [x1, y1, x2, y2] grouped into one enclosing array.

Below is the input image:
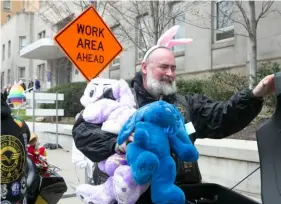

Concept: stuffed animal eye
[[103, 87, 109, 92], [89, 90, 95, 97]]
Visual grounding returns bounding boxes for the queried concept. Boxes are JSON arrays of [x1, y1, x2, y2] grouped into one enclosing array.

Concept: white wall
[[195, 138, 261, 200], [1, 12, 33, 86]]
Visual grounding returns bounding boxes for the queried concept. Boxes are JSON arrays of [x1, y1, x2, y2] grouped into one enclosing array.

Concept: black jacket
[[1, 94, 30, 203], [72, 72, 263, 202]]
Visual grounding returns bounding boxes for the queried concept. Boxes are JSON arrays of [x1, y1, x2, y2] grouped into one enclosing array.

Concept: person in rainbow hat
[[7, 83, 26, 108], [1, 93, 30, 203]]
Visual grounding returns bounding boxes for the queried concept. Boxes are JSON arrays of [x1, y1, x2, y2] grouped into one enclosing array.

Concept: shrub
[[203, 71, 247, 101], [176, 78, 205, 95], [41, 81, 87, 117], [176, 61, 280, 111], [257, 61, 281, 111]]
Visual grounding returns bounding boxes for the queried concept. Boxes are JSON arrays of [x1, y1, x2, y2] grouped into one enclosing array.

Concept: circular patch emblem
[[1, 135, 25, 184]]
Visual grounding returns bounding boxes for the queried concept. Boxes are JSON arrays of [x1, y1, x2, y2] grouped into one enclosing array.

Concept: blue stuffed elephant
[[117, 100, 199, 204]]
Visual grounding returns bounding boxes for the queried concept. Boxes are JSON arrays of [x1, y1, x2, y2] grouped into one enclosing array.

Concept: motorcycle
[[26, 155, 68, 204]]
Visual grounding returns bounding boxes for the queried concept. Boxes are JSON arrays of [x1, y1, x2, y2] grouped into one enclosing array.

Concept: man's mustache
[[160, 76, 173, 83]]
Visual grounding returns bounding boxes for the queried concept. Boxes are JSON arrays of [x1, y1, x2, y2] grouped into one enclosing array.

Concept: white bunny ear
[[157, 25, 180, 46], [166, 38, 193, 48]]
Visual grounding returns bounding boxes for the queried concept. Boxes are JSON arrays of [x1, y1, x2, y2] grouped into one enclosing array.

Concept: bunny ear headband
[[142, 25, 193, 62]]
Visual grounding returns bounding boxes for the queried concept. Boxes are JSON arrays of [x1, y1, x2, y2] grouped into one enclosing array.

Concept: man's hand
[[116, 133, 134, 153], [253, 74, 275, 98]]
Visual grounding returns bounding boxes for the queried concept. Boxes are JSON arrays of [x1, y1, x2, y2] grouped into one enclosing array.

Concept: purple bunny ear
[[157, 25, 180, 46], [166, 38, 193, 48], [112, 81, 121, 100]]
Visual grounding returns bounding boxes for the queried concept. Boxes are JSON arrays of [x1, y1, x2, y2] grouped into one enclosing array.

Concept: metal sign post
[[26, 92, 64, 147]]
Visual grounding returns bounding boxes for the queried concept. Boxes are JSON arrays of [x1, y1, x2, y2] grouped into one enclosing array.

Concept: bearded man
[[72, 45, 275, 203]]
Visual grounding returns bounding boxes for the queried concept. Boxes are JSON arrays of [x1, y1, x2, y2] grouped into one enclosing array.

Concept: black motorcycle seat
[[26, 156, 37, 188]]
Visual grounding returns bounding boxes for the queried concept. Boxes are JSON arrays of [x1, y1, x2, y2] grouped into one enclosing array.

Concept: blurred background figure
[[28, 78, 34, 92], [19, 79, 26, 91], [34, 76, 41, 92]]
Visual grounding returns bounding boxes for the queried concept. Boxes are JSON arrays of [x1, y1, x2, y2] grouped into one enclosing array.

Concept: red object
[[28, 144, 48, 172]]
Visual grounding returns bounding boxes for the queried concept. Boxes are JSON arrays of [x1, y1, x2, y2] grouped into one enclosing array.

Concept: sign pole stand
[[56, 92, 59, 149], [32, 90, 35, 132]]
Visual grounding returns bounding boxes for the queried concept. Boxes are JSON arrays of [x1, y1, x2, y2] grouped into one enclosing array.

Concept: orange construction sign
[[54, 5, 123, 81]]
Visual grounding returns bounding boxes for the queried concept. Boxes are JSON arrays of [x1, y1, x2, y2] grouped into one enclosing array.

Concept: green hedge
[[42, 61, 280, 117], [176, 61, 280, 111], [41, 82, 87, 117]]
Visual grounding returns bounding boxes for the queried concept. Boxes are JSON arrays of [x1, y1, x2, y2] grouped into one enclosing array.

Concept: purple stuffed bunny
[[82, 78, 137, 135], [76, 154, 149, 204], [76, 78, 148, 204]]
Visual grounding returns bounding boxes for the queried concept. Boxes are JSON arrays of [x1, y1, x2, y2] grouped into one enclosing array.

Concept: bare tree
[[235, 1, 275, 88], [210, 1, 275, 88], [103, 0, 204, 55], [29, 0, 107, 32]]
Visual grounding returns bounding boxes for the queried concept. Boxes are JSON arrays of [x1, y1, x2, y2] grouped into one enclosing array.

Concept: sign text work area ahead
[[54, 5, 123, 81]]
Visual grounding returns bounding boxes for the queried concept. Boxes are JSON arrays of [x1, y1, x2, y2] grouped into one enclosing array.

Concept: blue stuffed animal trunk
[[117, 100, 199, 204]]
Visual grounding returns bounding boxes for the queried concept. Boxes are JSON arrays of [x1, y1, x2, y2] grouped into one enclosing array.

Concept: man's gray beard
[[146, 71, 177, 98]]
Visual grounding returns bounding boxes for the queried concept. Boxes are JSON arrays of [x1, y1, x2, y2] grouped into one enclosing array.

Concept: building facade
[[2, 1, 281, 90]]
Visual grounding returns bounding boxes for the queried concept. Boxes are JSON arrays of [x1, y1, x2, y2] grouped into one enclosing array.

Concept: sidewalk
[[46, 149, 84, 204], [25, 122, 85, 203]]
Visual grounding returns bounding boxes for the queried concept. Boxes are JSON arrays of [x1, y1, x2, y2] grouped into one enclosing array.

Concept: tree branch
[[256, 1, 274, 25], [105, 3, 146, 51], [235, 1, 251, 29]]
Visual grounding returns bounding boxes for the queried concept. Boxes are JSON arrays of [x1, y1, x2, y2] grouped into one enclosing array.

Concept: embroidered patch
[[11, 181, 20, 196], [176, 104, 185, 116], [20, 177, 27, 194], [12, 116, 23, 128], [22, 133, 28, 148], [1, 135, 25, 184], [1, 184, 8, 199]]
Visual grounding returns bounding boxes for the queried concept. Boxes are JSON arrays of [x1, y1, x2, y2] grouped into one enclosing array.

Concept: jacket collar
[[131, 72, 176, 107]]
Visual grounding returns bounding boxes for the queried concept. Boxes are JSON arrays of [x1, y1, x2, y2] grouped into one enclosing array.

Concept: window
[[3, 0, 11, 11], [1, 72, 4, 89], [2, 44, 5, 61], [37, 63, 45, 82], [171, 2, 186, 52], [7, 69, 11, 84], [54, 14, 74, 32], [109, 69, 120, 80], [112, 56, 120, 67], [19, 67, 25, 78], [215, 0, 234, 41], [111, 25, 121, 67], [38, 30, 46, 39], [19, 36, 27, 50], [136, 14, 149, 61], [172, 15, 186, 52], [168, 1, 186, 52], [8, 40, 11, 58]]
